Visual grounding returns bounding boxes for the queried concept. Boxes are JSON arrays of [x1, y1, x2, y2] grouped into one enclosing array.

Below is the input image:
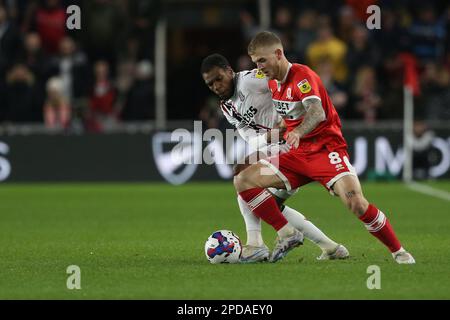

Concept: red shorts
[[259, 147, 357, 194]]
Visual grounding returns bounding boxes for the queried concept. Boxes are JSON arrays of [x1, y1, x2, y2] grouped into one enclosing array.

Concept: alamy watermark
[[170, 121, 283, 174], [66, 265, 81, 290], [366, 265, 381, 290], [66, 5, 81, 30], [366, 5, 381, 30]]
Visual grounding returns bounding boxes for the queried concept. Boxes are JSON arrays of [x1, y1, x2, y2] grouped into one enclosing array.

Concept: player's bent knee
[[233, 174, 243, 190], [233, 169, 256, 191], [233, 163, 250, 176], [349, 197, 369, 216]]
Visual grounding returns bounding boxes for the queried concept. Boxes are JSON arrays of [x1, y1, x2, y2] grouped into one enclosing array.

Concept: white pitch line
[[406, 182, 450, 202]]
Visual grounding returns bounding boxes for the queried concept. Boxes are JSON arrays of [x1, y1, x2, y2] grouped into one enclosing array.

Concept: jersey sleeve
[[220, 101, 263, 147], [294, 66, 322, 106]]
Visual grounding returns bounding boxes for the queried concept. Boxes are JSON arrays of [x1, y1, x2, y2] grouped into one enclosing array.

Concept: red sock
[[359, 204, 402, 253], [239, 188, 288, 231]]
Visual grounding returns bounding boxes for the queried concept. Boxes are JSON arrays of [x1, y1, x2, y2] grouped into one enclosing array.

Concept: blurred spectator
[[117, 36, 140, 65], [34, 0, 67, 55], [292, 9, 317, 62], [419, 62, 450, 120], [0, 4, 21, 78], [379, 51, 404, 88], [1, 0, 29, 27], [240, 10, 260, 42], [121, 60, 154, 121], [20, 32, 46, 79], [199, 96, 221, 130], [349, 66, 381, 123], [409, 5, 446, 62], [85, 60, 117, 132], [236, 54, 253, 71], [47, 37, 89, 107], [115, 60, 136, 113], [127, 0, 160, 60], [377, 52, 405, 120], [346, 24, 380, 77], [89, 61, 116, 115], [306, 25, 348, 83], [412, 120, 435, 180], [82, 0, 127, 70], [4, 64, 40, 122], [43, 77, 71, 130], [337, 5, 357, 43], [446, 51, 450, 73], [373, 8, 409, 57], [18, 32, 47, 117], [272, 6, 296, 60], [273, 6, 293, 35], [345, 0, 378, 22], [316, 60, 349, 117], [445, 5, 450, 57], [0, 0, 448, 127]]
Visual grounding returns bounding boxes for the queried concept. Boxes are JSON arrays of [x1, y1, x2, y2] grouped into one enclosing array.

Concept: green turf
[[421, 180, 450, 193], [0, 181, 449, 299]]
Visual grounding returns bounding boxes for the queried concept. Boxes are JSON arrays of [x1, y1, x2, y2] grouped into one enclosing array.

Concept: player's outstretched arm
[[286, 98, 325, 148]]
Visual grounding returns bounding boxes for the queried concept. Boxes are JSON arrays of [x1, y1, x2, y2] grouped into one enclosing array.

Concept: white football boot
[[240, 244, 270, 263], [270, 229, 304, 262], [392, 248, 416, 264], [316, 244, 350, 260]]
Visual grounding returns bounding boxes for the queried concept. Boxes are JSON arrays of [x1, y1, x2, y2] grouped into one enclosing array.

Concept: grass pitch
[[0, 181, 449, 299]]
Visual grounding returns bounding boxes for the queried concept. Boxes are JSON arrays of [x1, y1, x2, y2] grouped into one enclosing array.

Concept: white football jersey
[[220, 69, 281, 147], [220, 69, 297, 197]]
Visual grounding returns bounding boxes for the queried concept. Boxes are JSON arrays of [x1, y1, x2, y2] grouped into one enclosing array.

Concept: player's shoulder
[[288, 64, 321, 96], [237, 68, 268, 92], [290, 63, 317, 79], [238, 68, 267, 81]]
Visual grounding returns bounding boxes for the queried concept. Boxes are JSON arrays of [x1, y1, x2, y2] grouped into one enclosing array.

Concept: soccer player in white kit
[[201, 54, 349, 262]]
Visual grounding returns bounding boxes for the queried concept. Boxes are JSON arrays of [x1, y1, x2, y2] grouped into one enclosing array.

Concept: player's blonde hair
[[247, 31, 282, 55]]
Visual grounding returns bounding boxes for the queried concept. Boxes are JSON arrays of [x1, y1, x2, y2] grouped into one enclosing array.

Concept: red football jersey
[[268, 63, 347, 153]]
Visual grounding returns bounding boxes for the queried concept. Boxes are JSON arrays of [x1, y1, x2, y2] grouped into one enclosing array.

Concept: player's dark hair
[[201, 54, 231, 74]]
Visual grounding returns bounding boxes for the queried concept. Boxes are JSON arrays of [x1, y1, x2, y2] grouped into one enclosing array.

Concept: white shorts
[[267, 187, 299, 200], [253, 142, 299, 200], [250, 142, 291, 158]]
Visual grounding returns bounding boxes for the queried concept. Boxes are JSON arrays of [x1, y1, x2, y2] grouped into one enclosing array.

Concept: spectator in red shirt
[[89, 60, 116, 115], [85, 60, 117, 132], [35, 0, 66, 54]]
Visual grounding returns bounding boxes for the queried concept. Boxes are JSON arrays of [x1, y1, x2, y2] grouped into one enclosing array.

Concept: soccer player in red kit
[[234, 31, 415, 264]]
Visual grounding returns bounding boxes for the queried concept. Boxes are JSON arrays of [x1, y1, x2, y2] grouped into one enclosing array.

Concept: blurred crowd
[[0, 0, 449, 133], [201, 0, 450, 128], [0, 0, 158, 132]]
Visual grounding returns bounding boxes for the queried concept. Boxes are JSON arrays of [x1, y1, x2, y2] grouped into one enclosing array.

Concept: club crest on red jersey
[[297, 79, 312, 94], [286, 87, 293, 100]]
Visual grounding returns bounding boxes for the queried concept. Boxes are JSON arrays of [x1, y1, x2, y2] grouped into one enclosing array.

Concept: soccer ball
[[204, 230, 242, 264]]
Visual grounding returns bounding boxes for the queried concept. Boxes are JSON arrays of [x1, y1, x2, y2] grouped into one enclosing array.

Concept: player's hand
[[266, 128, 286, 143], [266, 119, 287, 143], [286, 129, 302, 149]]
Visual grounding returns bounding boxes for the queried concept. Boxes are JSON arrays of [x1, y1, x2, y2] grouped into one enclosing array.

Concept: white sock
[[282, 206, 338, 253], [237, 196, 264, 246], [392, 247, 405, 255], [277, 224, 295, 238]]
